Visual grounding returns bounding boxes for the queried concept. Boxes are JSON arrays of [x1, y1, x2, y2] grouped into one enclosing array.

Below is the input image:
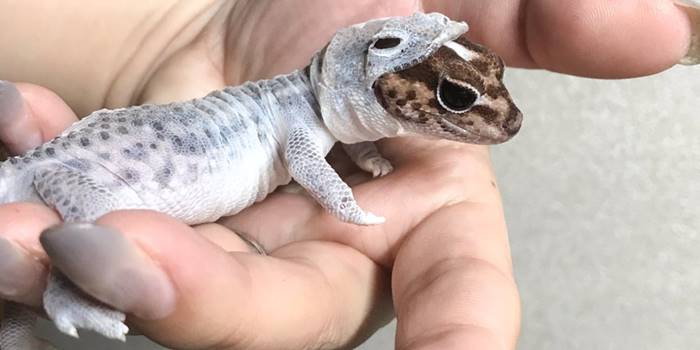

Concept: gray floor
[[37, 64, 700, 349]]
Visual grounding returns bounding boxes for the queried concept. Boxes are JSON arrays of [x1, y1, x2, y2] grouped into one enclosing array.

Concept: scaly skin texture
[[0, 13, 523, 348]]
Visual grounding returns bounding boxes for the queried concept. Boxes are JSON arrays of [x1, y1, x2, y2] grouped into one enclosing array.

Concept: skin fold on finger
[[193, 222, 262, 254], [392, 201, 520, 350], [0, 82, 78, 156], [91, 210, 390, 350], [0, 203, 62, 306], [392, 198, 520, 349]]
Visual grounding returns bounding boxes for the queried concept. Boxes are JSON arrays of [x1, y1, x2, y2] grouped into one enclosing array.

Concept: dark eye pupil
[[373, 37, 402, 49], [438, 79, 478, 112]]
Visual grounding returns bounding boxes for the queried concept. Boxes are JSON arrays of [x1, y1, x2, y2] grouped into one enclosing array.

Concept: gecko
[[0, 12, 522, 349]]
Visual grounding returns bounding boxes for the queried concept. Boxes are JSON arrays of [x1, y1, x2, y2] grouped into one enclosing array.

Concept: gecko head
[[312, 13, 521, 144], [372, 34, 523, 144]]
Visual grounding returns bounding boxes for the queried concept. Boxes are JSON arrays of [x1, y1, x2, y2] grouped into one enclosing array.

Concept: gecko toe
[[359, 212, 386, 225]]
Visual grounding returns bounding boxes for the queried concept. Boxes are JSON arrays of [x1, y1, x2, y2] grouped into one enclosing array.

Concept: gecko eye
[[372, 37, 402, 49], [437, 78, 479, 113]]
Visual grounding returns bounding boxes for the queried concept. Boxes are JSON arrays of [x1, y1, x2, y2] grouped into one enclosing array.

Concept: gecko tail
[[0, 161, 14, 204], [0, 303, 56, 350]]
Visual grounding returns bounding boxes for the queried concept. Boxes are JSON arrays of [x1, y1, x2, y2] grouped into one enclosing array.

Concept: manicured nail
[[0, 81, 23, 118], [0, 237, 41, 299], [0, 80, 43, 151], [40, 223, 176, 319], [676, 1, 700, 65]]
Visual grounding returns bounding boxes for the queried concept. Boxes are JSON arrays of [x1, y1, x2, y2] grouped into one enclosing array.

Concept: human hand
[[0, 1, 695, 349]]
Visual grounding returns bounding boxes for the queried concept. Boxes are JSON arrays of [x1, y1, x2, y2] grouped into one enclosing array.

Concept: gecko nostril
[[506, 112, 523, 135]]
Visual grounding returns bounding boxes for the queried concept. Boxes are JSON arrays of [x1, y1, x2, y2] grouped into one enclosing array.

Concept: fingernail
[[676, 1, 700, 65], [0, 237, 41, 298], [40, 223, 177, 319], [0, 81, 23, 118], [0, 81, 43, 150]]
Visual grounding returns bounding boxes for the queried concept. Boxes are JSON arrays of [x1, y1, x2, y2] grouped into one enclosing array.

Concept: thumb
[[0, 81, 78, 155]]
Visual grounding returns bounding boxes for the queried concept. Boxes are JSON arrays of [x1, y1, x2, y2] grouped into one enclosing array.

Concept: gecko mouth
[[441, 116, 511, 144], [438, 117, 477, 137], [438, 116, 504, 144]]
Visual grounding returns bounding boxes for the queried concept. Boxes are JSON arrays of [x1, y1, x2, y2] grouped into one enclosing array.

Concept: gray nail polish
[[0, 80, 24, 120], [0, 237, 37, 297], [0, 80, 42, 151], [41, 223, 176, 319]]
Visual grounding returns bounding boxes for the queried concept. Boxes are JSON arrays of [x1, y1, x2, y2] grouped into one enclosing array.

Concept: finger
[[0, 81, 78, 155], [0, 203, 62, 306], [424, 0, 692, 77], [392, 200, 520, 350], [40, 210, 391, 349]]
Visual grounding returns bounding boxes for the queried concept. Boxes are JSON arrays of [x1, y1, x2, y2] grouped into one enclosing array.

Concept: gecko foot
[[358, 156, 394, 178], [43, 272, 128, 341]]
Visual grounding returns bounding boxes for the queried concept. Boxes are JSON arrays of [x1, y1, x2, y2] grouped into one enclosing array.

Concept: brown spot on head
[[470, 59, 492, 76], [484, 85, 507, 99], [406, 90, 417, 100]]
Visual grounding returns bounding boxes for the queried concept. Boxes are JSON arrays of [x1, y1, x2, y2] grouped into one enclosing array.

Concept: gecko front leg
[[286, 127, 385, 225]]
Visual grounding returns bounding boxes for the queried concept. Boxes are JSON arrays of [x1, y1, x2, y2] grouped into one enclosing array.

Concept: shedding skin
[[0, 13, 522, 349]]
